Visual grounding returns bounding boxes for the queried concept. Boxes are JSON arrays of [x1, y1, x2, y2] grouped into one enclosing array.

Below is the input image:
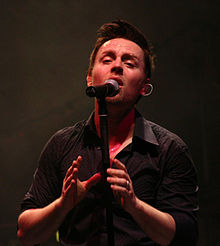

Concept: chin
[[105, 95, 123, 104]]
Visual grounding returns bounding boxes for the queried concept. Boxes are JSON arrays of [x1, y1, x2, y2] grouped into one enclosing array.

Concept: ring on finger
[[126, 180, 130, 190]]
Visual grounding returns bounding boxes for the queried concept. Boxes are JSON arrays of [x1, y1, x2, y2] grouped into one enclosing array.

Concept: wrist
[[126, 195, 139, 215], [54, 197, 70, 217]]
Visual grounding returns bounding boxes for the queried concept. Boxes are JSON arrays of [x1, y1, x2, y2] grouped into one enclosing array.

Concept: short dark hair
[[88, 20, 154, 80]]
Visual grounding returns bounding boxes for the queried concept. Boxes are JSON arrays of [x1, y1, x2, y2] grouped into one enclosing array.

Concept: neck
[[94, 100, 135, 147]]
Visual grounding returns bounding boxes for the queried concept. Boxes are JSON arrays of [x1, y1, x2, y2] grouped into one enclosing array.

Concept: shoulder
[[147, 121, 197, 174], [135, 111, 188, 152], [39, 120, 87, 161], [51, 120, 87, 143], [148, 120, 188, 152]]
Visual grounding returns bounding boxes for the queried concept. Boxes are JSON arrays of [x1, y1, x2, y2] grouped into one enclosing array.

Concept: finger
[[71, 156, 82, 184], [64, 155, 82, 182], [64, 155, 82, 181], [65, 178, 76, 194], [107, 168, 127, 179], [111, 159, 132, 185], [110, 184, 128, 196], [111, 184, 130, 206], [113, 159, 127, 172], [72, 155, 82, 169], [64, 173, 73, 190], [64, 165, 74, 182], [84, 173, 102, 190], [72, 167, 78, 181], [76, 155, 82, 165], [64, 168, 78, 190], [107, 176, 129, 189]]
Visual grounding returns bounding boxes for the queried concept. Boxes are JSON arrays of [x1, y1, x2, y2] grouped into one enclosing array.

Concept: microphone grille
[[105, 79, 119, 90]]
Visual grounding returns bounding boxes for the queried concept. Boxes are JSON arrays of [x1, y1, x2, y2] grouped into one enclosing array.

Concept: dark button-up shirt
[[21, 111, 198, 245]]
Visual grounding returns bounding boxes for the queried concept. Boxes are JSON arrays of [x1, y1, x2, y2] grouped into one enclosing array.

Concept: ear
[[87, 74, 93, 87], [140, 84, 148, 96], [140, 77, 152, 96], [139, 80, 149, 96]]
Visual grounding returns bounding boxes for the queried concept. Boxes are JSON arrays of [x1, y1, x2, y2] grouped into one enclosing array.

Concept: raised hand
[[61, 156, 101, 212], [107, 158, 136, 213]]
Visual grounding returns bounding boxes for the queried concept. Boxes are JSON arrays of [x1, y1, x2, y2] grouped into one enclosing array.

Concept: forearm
[[17, 158, 101, 246], [17, 197, 67, 246], [129, 197, 176, 246]]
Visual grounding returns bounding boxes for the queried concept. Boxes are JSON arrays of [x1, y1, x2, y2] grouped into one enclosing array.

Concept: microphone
[[86, 79, 120, 98]]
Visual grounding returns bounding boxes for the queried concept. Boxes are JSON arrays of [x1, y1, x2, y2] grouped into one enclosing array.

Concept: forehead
[[97, 38, 144, 59]]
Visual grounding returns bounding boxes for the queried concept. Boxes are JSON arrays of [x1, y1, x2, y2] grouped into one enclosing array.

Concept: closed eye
[[103, 58, 112, 64], [122, 54, 138, 68], [125, 62, 135, 68]]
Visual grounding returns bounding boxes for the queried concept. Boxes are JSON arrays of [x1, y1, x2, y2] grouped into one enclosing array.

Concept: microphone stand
[[97, 97, 115, 246]]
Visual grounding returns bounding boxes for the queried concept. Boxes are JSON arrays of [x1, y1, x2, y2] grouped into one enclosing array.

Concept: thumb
[[84, 173, 102, 190]]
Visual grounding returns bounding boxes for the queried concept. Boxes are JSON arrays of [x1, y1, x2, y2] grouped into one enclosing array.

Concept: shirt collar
[[83, 110, 159, 147], [134, 110, 159, 146]]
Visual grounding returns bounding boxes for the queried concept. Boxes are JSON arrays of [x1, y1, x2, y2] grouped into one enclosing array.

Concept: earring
[[143, 83, 153, 96]]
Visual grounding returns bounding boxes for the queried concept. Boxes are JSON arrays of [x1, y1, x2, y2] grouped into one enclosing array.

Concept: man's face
[[87, 38, 147, 106]]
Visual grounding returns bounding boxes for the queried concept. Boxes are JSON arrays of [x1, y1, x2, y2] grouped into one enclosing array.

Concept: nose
[[111, 59, 123, 75]]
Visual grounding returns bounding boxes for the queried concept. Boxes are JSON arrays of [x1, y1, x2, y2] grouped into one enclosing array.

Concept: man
[[17, 20, 198, 246]]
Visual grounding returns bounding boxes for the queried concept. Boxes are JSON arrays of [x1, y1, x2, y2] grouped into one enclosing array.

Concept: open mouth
[[109, 77, 123, 87]]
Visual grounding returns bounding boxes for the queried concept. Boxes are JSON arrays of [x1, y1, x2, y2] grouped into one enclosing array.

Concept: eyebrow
[[100, 51, 139, 62], [122, 54, 139, 62]]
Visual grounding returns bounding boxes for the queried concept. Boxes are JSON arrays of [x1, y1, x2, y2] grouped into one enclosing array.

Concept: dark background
[[0, 1, 219, 245]]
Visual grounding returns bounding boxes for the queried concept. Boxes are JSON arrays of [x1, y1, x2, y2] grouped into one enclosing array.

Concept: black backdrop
[[0, 1, 219, 245]]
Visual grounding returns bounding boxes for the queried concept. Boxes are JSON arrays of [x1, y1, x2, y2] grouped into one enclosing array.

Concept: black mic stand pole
[[97, 97, 115, 246]]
